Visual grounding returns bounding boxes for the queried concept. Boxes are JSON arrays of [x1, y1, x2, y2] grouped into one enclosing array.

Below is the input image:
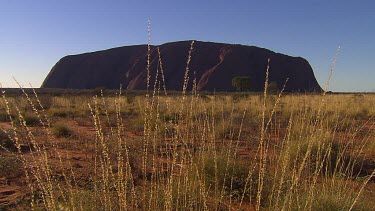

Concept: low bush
[[0, 130, 16, 151], [0, 155, 23, 178], [204, 153, 248, 199], [0, 111, 8, 122], [13, 115, 40, 126], [24, 115, 40, 126], [52, 125, 73, 138], [0, 111, 16, 122], [286, 182, 375, 211], [48, 107, 88, 119]]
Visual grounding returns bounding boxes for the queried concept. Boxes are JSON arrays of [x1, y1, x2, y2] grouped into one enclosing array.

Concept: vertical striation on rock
[[42, 41, 322, 92]]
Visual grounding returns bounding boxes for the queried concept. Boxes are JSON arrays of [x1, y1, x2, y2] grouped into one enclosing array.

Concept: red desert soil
[[0, 116, 374, 209], [0, 178, 25, 208]]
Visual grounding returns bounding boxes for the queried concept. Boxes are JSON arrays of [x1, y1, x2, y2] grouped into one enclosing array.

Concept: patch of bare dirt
[[0, 177, 25, 209]]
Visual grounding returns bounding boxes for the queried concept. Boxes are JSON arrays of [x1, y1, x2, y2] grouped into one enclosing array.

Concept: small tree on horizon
[[232, 76, 251, 92]]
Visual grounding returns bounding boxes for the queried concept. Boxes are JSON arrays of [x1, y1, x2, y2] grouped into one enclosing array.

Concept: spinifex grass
[[0, 45, 374, 210]]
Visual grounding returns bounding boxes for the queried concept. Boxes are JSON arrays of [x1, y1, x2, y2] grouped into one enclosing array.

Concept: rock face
[[42, 41, 322, 92]]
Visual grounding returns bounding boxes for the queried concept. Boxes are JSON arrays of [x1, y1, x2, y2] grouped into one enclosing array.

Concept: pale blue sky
[[0, 0, 374, 92]]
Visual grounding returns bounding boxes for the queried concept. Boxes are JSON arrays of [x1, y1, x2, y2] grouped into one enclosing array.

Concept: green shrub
[[286, 132, 361, 179], [128, 115, 146, 132], [52, 125, 73, 138], [164, 112, 179, 124], [287, 185, 375, 211], [48, 109, 78, 118], [20, 115, 40, 126], [0, 130, 16, 151], [214, 122, 231, 140], [10, 115, 40, 127], [203, 153, 249, 199], [0, 111, 14, 122], [0, 155, 23, 178], [38, 96, 53, 109], [0, 111, 8, 122], [232, 76, 252, 92]]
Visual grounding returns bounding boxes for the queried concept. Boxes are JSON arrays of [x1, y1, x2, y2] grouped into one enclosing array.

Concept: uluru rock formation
[[42, 41, 322, 92]]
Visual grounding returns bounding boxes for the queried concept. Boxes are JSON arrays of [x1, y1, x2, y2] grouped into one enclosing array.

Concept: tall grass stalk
[[2, 43, 375, 210]]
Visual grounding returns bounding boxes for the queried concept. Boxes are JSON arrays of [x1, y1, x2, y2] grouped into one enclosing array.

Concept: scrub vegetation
[[0, 42, 374, 210]]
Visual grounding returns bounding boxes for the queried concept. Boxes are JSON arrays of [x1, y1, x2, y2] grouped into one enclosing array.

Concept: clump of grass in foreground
[[286, 180, 375, 211]]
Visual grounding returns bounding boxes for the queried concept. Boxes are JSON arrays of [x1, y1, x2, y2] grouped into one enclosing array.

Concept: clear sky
[[1, 0, 374, 92]]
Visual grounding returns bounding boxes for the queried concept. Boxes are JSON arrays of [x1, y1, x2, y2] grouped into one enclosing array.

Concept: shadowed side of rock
[[42, 40, 322, 92]]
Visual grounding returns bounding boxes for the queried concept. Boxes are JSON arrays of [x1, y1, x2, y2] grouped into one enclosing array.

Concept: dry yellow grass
[[0, 44, 374, 210], [1, 89, 374, 210]]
